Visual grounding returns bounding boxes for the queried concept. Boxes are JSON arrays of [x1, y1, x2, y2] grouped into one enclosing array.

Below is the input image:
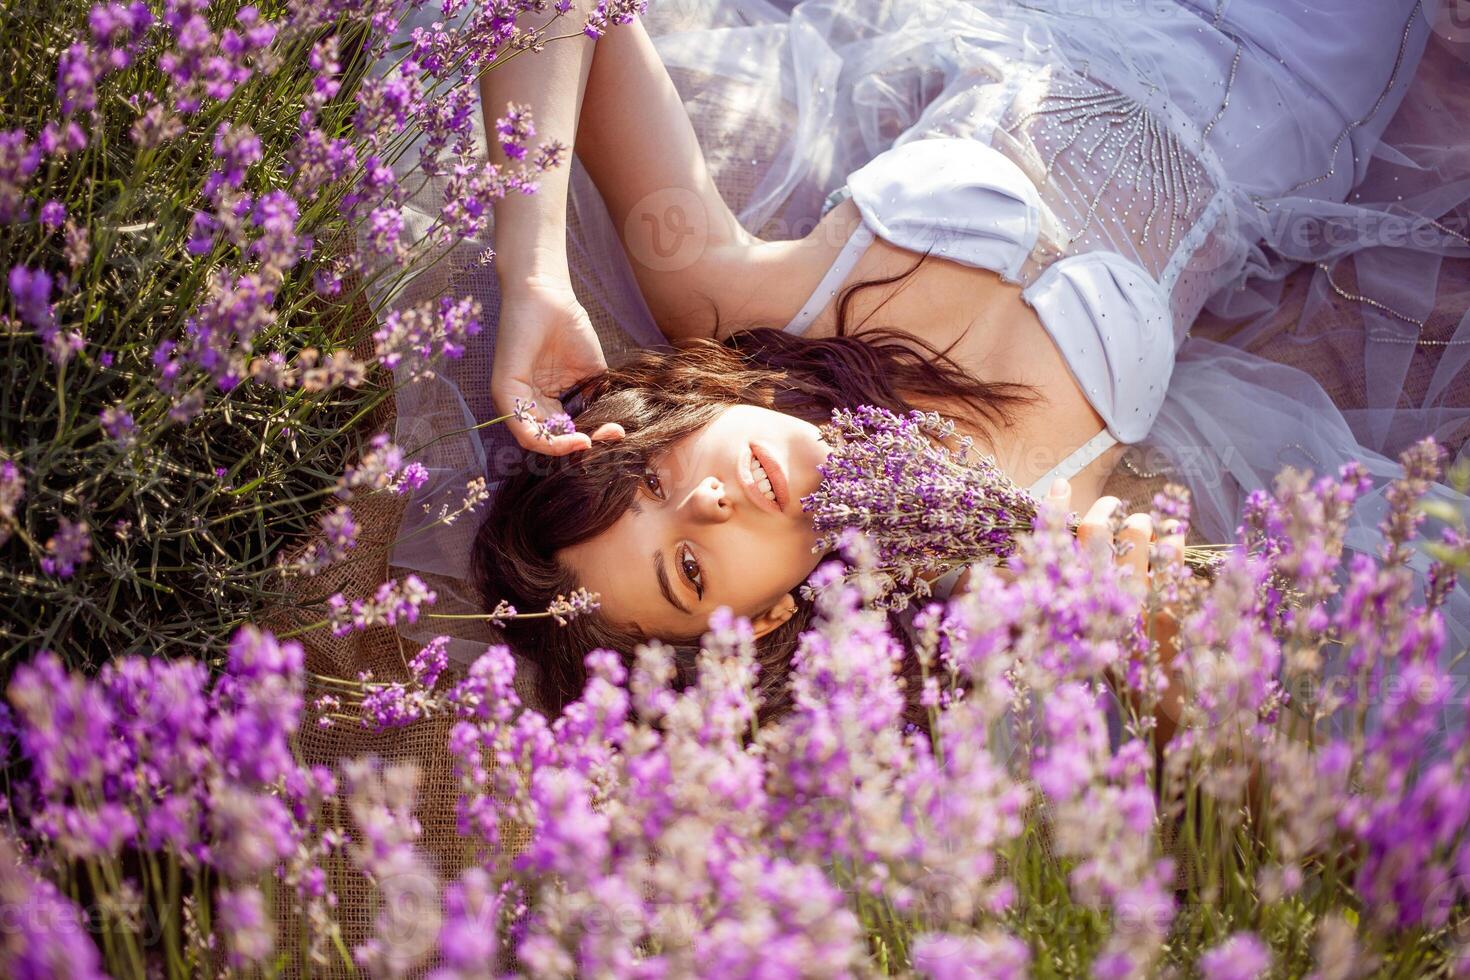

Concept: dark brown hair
[[472, 267, 1034, 726]]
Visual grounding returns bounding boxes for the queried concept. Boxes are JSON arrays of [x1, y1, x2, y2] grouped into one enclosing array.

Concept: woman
[[385, 0, 1469, 719]]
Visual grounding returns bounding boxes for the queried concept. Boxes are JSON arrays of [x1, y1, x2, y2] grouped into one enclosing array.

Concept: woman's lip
[[749, 442, 790, 515], [739, 444, 782, 515]]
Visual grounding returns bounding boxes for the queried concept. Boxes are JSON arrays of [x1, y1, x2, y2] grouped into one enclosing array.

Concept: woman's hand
[[492, 278, 609, 455], [1041, 478, 1186, 598], [1046, 478, 1189, 746]]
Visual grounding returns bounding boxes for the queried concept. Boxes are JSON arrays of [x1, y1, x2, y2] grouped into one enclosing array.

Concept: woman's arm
[[483, 8, 822, 435], [483, 3, 594, 287], [481, 2, 606, 454], [573, 18, 759, 337]]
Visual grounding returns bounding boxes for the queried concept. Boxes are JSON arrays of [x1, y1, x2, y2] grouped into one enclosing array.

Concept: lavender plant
[[2, 439, 1469, 976], [801, 405, 1223, 608], [5, 2, 1470, 978], [0, 0, 625, 671]]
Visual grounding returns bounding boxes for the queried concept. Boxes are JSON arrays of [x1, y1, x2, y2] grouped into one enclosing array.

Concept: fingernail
[[1049, 478, 1069, 498]]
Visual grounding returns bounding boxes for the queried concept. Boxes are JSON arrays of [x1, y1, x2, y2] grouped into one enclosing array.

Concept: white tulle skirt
[[371, 0, 1470, 735]]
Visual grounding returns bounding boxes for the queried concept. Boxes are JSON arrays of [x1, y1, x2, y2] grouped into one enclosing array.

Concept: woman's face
[[561, 405, 830, 640]]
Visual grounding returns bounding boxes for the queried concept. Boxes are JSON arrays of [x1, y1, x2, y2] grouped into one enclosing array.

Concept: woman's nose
[[684, 476, 732, 523]]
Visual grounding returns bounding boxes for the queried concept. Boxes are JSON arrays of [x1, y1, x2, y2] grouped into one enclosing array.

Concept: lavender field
[[3, 1, 1470, 978]]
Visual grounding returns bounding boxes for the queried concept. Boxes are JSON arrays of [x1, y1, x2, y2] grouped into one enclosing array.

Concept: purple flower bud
[[1199, 932, 1271, 980], [40, 518, 92, 579]]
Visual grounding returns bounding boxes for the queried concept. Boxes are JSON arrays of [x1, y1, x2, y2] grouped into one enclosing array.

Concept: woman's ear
[[751, 592, 798, 639]]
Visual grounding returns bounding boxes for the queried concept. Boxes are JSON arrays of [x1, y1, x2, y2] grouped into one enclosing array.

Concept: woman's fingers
[[589, 422, 626, 443], [1053, 488, 1168, 597], [1155, 519, 1188, 582], [1117, 512, 1153, 594], [1076, 495, 1122, 562], [491, 284, 609, 456], [1040, 477, 1072, 522], [500, 387, 593, 455], [500, 393, 621, 456]]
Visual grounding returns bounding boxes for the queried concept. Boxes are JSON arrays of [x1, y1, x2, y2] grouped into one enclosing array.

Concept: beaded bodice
[[991, 68, 1232, 338], [809, 62, 1235, 443]]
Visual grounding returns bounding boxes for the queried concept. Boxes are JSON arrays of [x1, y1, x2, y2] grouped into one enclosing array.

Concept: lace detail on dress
[[991, 68, 1231, 336]]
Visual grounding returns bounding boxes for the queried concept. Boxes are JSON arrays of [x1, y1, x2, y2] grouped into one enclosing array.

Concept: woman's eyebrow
[[652, 550, 691, 615]]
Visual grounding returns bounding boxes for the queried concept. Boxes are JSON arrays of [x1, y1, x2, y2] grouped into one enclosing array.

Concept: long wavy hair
[[471, 265, 1035, 726]]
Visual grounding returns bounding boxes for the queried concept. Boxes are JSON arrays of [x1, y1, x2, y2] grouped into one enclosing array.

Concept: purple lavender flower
[[545, 587, 599, 625], [344, 759, 440, 977], [209, 627, 306, 790], [447, 644, 521, 727], [516, 767, 610, 878], [805, 406, 1218, 608], [911, 930, 1030, 980], [511, 397, 576, 443], [287, 505, 358, 576], [207, 785, 296, 878], [0, 129, 43, 223], [0, 457, 24, 547], [326, 575, 437, 636], [1032, 682, 1111, 802], [0, 835, 108, 979], [338, 433, 411, 496], [1199, 932, 1271, 980], [39, 120, 88, 159], [184, 210, 219, 255], [130, 96, 185, 148], [182, 267, 278, 388], [437, 158, 515, 242], [373, 295, 483, 380], [494, 102, 535, 160], [352, 61, 423, 142], [583, 0, 648, 38], [397, 461, 430, 493], [249, 189, 305, 274], [217, 886, 275, 967], [427, 870, 505, 978], [98, 405, 137, 448], [802, 406, 1041, 607], [288, 127, 357, 198], [7, 651, 133, 857], [360, 682, 430, 731], [40, 518, 92, 579], [7, 265, 57, 335], [37, 200, 66, 230], [56, 43, 97, 116], [321, 504, 357, 551], [158, 1, 276, 114], [409, 636, 450, 690]]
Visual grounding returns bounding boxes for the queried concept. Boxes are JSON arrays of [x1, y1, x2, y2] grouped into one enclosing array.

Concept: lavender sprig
[[801, 406, 1218, 606]]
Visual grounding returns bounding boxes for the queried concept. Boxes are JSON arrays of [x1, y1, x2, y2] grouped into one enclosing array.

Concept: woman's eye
[[642, 467, 665, 500], [678, 543, 703, 599]]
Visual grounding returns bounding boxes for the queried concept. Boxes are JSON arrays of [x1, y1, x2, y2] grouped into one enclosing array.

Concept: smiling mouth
[[749, 444, 788, 513]]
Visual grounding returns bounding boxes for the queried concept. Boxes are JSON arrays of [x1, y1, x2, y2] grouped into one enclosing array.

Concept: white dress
[[371, 0, 1470, 702]]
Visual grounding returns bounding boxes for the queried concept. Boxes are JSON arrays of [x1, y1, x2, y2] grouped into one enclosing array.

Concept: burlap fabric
[[259, 49, 1470, 974]]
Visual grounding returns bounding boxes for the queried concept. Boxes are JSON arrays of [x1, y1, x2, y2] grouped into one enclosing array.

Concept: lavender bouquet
[[801, 405, 1219, 606]]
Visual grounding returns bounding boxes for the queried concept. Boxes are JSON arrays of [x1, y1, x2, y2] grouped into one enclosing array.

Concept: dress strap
[[783, 220, 875, 336], [1027, 429, 1119, 498]]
